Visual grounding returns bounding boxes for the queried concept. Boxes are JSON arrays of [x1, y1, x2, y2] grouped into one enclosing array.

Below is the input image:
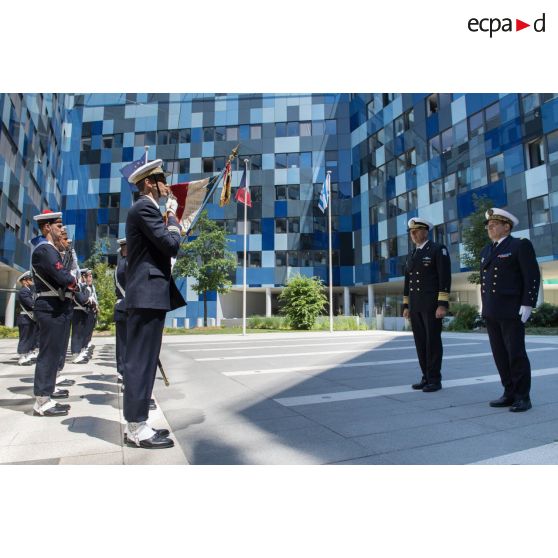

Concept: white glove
[[519, 306, 532, 323], [165, 197, 178, 215]]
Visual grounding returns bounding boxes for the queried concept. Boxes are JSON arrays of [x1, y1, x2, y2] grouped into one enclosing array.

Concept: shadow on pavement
[[61, 415, 122, 446]]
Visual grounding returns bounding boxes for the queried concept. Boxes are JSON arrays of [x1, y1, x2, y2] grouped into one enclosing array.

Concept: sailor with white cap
[[30, 210, 78, 416], [402, 217, 452, 392], [16, 271, 39, 365], [70, 268, 92, 363], [122, 158, 185, 448], [481, 207, 540, 412]]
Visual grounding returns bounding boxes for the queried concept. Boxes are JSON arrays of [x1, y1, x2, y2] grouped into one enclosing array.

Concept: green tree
[[279, 274, 328, 330], [92, 261, 116, 330], [461, 195, 494, 285], [173, 211, 236, 326]]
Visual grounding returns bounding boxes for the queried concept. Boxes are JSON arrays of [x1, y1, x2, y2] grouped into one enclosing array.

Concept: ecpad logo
[[468, 13, 546, 37]]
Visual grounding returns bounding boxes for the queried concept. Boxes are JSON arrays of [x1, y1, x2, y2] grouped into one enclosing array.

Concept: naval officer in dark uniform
[[123, 158, 186, 449], [16, 271, 38, 365], [402, 218, 451, 392], [114, 237, 128, 384], [31, 210, 77, 417], [481, 208, 540, 412]]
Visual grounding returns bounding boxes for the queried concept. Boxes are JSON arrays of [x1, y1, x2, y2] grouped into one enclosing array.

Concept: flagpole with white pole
[[327, 170, 333, 333], [144, 145, 149, 163], [242, 158, 249, 336]]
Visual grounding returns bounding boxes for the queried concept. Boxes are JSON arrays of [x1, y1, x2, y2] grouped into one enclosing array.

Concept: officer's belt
[[36, 291, 73, 299], [19, 305, 35, 321]]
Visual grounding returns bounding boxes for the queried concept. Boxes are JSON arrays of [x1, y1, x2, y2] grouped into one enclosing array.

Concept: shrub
[[278, 274, 328, 330], [446, 303, 478, 331], [312, 316, 369, 331], [528, 303, 558, 328], [0, 326, 19, 339], [247, 316, 290, 330]]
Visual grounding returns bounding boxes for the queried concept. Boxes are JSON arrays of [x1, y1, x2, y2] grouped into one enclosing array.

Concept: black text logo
[[468, 13, 546, 37]]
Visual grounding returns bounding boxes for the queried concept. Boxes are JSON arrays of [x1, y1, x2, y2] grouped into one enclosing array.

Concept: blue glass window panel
[[428, 157, 441, 182], [100, 163, 111, 179], [339, 215, 352, 231], [504, 145, 525, 176], [340, 267, 353, 286], [353, 212, 361, 230], [405, 169, 417, 190], [191, 128, 202, 143], [300, 152, 312, 168], [274, 200, 287, 217], [484, 129, 500, 158], [499, 118, 522, 151], [394, 135, 405, 156], [261, 218, 275, 250], [91, 121, 103, 135], [500, 94, 520, 122], [542, 96, 558, 133], [239, 125, 250, 140], [426, 114, 439, 138]]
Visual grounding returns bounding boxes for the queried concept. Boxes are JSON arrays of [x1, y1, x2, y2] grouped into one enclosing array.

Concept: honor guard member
[[402, 218, 451, 392], [114, 238, 128, 384], [124, 158, 185, 449], [71, 269, 91, 362], [16, 271, 39, 365], [31, 210, 77, 416], [83, 269, 98, 354], [481, 208, 540, 412]]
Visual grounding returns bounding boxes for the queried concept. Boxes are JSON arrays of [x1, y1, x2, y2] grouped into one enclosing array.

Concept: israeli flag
[[318, 177, 329, 213]]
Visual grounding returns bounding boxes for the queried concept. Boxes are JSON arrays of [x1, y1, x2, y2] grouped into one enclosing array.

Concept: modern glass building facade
[[2, 93, 558, 326]]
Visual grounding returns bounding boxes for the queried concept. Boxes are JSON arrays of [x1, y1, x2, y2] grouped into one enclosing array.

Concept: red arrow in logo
[[516, 19, 531, 31]]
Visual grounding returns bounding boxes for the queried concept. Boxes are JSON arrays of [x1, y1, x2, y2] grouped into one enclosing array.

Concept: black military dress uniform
[[403, 235, 451, 391], [32, 239, 77, 415], [124, 193, 186, 426], [16, 278, 38, 357], [481, 233, 540, 411]]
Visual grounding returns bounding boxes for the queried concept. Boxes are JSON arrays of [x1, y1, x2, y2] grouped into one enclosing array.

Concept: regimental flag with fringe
[[234, 167, 252, 207], [170, 178, 211, 234], [219, 161, 232, 207]]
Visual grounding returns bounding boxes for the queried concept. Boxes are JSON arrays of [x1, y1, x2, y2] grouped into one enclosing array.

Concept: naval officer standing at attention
[[402, 218, 451, 392], [481, 208, 540, 412], [124, 158, 185, 449]]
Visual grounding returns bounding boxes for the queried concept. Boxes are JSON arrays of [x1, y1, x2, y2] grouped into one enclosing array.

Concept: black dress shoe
[[56, 379, 75, 387], [489, 396, 514, 408], [149, 399, 157, 410], [412, 379, 427, 390], [123, 428, 170, 443], [126, 431, 174, 449], [422, 383, 442, 392], [510, 398, 532, 412], [33, 402, 70, 417], [51, 389, 69, 399]]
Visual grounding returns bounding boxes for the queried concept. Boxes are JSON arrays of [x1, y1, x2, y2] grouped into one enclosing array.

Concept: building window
[[179, 159, 190, 174], [484, 103, 500, 132], [226, 127, 238, 141], [81, 137, 91, 151], [469, 111, 484, 138], [250, 220, 261, 234], [275, 123, 287, 137], [288, 185, 299, 200], [522, 93, 541, 114], [430, 178, 443, 203], [179, 129, 191, 143], [288, 218, 300, 233], [446, 220, 460, 245], [394, 115, 405, 137], [527, 138, 545, 168], [276, 185, 287, 200], [275, 218, 287, 233], [248, 252, 261, 267], [427, 94, 438, 116], [287, 251, 299, 266], [488, 154, 505, 182], [99, 193, 120, 208], [429, 134, 441, 158], [325, 120, 336, 135], [300, 122, 311, 136], [203, 128, 214, 142], [275, 153, 287, 169], [203, 158, 214, 172], [443, 173, 457, 196], [287, 122, 300, 137], [275, 251, 286, 266], [529, 195, 550, 227], [224, 220, 237, 234], [441, 128, 453, 153], [250, 125, 261, 139]]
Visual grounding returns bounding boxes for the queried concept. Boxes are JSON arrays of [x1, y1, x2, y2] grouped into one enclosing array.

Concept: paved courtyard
[[2, 330, 558, 464]]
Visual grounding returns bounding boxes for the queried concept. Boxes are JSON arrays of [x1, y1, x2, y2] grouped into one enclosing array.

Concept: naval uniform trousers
[[409, 310, 443, 384], [71, 309, 88, 354], [17, 322, 38, 354], [114, 310, 127, 379], [84, 311, 97, 346], [58, 306, 73, 371], [123, 308, 165, 423], [485, 316, 531, 400], [33, 298, 72, 396]]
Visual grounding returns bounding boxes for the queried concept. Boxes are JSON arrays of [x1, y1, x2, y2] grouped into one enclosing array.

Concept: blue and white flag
[[318, 174, 330, 213], [120, 153, 148, 191]]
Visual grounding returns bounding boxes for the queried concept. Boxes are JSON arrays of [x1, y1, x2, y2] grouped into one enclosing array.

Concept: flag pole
[[242, 158, 249, 336], [327, 171, 333, 333], [144, 145, 149, 163]]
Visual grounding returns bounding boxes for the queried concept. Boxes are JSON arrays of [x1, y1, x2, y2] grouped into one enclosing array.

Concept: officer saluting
[[16, 271, 38, 365], [31, 210, 77, 417], [402, 218, 451, 392], [114, 238, 127, 385], [482, 208, 540, 412], [123, 158, 186, 449]]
